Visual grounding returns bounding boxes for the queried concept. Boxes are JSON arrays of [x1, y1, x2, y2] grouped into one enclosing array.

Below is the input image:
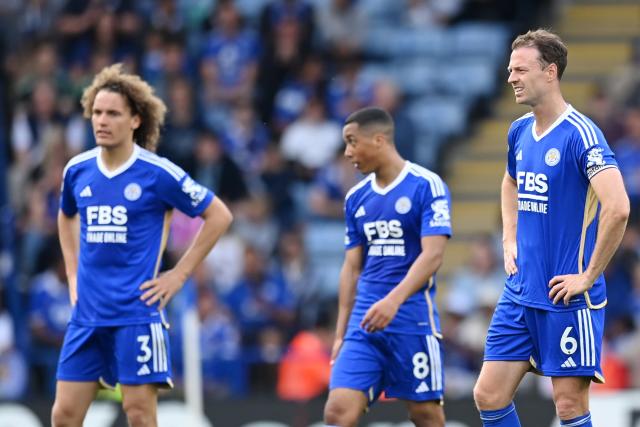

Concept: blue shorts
[[485, 294, 604, 382], [330, 328, 444, 403], [57, 322, 173, 388]]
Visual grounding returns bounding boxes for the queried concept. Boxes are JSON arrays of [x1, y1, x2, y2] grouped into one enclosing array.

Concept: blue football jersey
[[344, 162, 452, 335], [504, 106, 618, 312], [60, 145, 214, 326]]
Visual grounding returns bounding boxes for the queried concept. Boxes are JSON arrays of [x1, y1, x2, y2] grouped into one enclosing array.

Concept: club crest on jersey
[[545, 148, 561, 166], [124, 183, 142, 201], [395, 197, 412, 214]]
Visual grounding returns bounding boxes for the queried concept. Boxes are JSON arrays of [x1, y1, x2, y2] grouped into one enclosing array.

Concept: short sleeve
[[344, 196, 362, 249], [59, 168, 78, 216], [570, 119, 618, 180], [156, 165, 214, 217], [420, 184, 452, 238]]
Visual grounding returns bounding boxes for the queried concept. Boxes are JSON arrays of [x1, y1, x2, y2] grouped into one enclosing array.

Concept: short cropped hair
[[81, 63, 167, 151], [344, 107, 394, 138], [512, 29, 568, 80]]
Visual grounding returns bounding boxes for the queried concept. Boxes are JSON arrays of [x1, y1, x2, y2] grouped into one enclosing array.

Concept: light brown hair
[[512, 29, 568, 80], [81, 63, 167, 151]]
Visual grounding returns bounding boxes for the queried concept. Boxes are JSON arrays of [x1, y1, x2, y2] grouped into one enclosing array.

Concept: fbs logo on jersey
[[415, 381, 430, 393], [79, 185, 92, 197], [355, 206, 366, 218]]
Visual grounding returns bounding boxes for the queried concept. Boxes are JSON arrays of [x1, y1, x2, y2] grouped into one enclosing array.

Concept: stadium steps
[[559, 4, 640, 38]]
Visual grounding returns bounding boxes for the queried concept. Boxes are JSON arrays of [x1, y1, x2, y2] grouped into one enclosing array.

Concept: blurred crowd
[[1, 0, 638, 405]]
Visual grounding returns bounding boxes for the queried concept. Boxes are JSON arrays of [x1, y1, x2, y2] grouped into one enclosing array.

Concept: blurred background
[[0, 0, 639, 425]]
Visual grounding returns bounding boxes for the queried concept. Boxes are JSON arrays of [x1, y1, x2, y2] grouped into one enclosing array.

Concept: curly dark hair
[[81, 63, 167, 151]]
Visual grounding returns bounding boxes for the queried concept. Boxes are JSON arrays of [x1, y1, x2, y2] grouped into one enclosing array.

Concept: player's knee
[[408, 404, 445, 427], [323, 399, 359, 427], [123, 400, 154, 427], [553, 391, 584, 420], [51, 400, 80, 427], [473, 383, 504, 410]]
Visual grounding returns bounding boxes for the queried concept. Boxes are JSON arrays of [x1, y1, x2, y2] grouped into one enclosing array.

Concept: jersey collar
[[371, 161, 410, 195], [96, 144, 140, 179], [531, 104, 572, 142]]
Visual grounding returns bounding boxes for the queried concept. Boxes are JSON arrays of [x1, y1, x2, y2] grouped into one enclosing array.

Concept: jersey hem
[[532, 369, 604, 384], [70, 317, 165, 327], [502, 289, 605, 312]]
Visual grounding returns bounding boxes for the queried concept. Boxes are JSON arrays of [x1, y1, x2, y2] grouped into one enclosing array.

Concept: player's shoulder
[[563, 106, 605, 149], [406, 162, 448, 197], [62, 147, 100, 177], [136, 147, 186, 181], [509, 112, 534, 134], [345, 174, 373, 202]]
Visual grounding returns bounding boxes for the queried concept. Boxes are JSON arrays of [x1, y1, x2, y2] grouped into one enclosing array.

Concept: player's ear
[[547, 63, 557, 82], [131, 114, 141, 130]]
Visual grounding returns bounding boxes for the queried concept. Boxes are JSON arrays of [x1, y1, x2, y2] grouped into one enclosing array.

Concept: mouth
[[513, 87, 524, 96], [95, 130, 111, 138]]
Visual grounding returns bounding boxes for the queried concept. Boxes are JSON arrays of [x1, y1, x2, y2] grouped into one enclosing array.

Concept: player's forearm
[[57, 211, 79, 281], [335, 263, 359, 339], [386, 246, 444, 306], [174, 198, 233, 280], [584, 201, 629, 283], [501, 173, 518, 243]]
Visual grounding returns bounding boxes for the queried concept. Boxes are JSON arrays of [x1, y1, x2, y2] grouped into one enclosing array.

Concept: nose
[[507, 71, 517, 84], [344, 145, 352, 158]]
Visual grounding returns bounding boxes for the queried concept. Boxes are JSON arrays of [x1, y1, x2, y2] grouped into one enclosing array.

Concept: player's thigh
[[474, 361, 530, 410], [530, 308, 605, 382], [114, 322, 173, 387], [324, 387, 369, 425], [52, 380, 99, 421], [406, 400, 445, 427], [384, 334, 444, 402]]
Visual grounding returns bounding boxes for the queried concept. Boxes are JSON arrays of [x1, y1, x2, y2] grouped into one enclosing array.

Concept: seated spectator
[[28, 241, 71, 397], [271, 55, 325, 134], [280, 96, 342, 175], [200, 0, 259, 107], [193, 128, 249, 205], [277, 309, 333, 402], [613, 107, 640, 213], [315, 0, 367, 58], [308, 148, 361, 219], [221, 99, 271, 175], [197, 286, 245, 397], [326, 56, 374, 122]]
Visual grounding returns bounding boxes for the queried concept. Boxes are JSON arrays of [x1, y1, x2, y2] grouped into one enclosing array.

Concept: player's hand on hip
[[330, 338, 343, 365], [503, 241, 518, 276], [548, 273, 593, 306], [360, 297, 400, 333], [140, 269, 187, 310]]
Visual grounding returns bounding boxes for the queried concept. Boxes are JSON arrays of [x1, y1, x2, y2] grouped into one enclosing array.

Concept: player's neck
[[374, 152, 406, 188], [99, 140, 135, 171], [532, 93, 568, 135]]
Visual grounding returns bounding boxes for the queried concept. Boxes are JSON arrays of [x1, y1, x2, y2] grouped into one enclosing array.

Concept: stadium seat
[[390, 60, 439, 96], [451, 23, 510, 61], [437, 59, 497, 100], [408, 96, 469, 138]]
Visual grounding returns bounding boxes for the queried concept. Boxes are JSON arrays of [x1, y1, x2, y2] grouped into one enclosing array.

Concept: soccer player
[[473, 30, 630, 427], [51, 64, 233, 427], [323, 107, 452, 427]]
